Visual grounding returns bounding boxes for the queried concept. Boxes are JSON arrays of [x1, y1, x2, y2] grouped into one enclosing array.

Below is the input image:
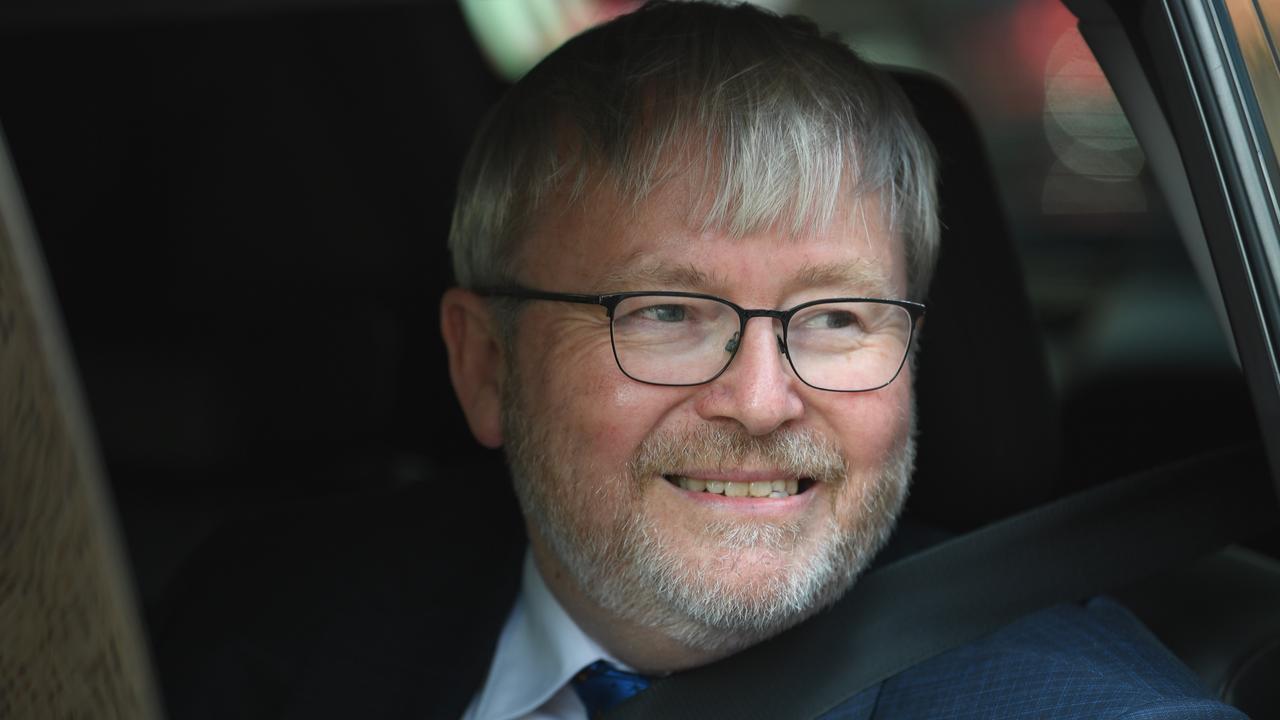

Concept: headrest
[[893, 71, 1064, 531]]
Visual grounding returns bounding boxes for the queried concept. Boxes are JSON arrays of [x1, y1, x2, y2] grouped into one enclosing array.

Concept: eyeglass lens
[[609, 295, 913, 391]]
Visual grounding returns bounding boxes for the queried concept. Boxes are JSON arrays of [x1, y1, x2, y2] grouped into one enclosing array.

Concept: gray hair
[[449, 0, 939, 301]]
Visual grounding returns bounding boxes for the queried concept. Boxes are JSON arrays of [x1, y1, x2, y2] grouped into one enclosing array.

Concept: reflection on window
[[1042, 25, 1145, 214]]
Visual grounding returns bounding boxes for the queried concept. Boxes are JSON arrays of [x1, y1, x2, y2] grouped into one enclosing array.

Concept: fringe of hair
[[449, 1, 939, 301]]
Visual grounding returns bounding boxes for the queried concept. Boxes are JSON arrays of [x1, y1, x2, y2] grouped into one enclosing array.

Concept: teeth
[[672, 475, 805, 499]]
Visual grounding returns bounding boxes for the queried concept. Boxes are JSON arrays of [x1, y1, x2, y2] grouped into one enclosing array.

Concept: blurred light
[[461, 0, 798, 82], [1002, 0, 1077, 114], [1041, 24, 1145, 214]]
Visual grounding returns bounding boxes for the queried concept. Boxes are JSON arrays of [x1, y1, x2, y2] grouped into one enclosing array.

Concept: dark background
[[0, 1, 512, 630]]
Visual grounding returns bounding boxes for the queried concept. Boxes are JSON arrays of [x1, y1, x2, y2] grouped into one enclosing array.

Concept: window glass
[[805, 0, 1247, 481], [1221, 0, 1280, 290]]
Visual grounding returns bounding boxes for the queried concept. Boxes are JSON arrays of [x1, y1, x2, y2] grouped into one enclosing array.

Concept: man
[[439, 2, 1242, 719], [156, 2, 1244, 719]]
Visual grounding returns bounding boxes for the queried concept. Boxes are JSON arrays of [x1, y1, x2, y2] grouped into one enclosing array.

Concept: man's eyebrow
[[597, 261, 719, 291], [596, 259, 896, 296], [791, 261, 896, 297]]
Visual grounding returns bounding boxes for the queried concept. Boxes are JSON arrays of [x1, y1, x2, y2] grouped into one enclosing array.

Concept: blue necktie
[[571, 660, 652, 718]]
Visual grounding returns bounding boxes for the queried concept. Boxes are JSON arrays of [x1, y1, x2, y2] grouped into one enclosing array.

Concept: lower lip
[[661, 479, 817, 515]]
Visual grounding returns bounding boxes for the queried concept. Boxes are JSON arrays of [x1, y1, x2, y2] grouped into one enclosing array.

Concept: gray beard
[[501, 370, 914, 655]]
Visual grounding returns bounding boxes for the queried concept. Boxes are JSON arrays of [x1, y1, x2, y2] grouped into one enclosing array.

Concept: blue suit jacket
[[820, 597, 1245, 719]]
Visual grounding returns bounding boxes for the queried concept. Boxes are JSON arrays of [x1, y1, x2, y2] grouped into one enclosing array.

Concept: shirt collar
[[466, 551, 627, 720]]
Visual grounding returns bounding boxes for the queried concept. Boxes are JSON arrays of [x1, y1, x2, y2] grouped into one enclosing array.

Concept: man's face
[[502, 179, 915, 654]]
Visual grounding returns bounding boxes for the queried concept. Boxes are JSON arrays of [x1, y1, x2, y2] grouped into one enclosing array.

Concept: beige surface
[[0, 137, 161, 719]]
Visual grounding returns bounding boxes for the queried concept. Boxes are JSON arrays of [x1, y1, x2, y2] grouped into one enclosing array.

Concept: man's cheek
[[830, 388, 911, 445], [592, 381, 664, 445]]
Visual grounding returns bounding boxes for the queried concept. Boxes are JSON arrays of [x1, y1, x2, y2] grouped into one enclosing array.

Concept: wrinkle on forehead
[[790, 260, 895, 298], [597, 259, 717, 292], [596, 257, 897, 299], [589, 186, 901, 295]]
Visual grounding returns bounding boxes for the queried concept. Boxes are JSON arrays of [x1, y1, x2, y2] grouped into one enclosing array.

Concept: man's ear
[[440, 288, 505, 449]]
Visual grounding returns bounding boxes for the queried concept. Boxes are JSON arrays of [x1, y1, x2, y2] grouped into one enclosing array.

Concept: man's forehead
[[595, 257, 897, 297], [521, 174, 906, 296]]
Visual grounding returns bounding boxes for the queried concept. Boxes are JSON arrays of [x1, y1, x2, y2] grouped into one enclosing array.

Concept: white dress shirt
[[462, 552, 633, 720]]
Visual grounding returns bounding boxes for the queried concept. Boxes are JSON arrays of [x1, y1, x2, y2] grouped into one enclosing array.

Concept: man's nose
[[694, 317, 804, 436]]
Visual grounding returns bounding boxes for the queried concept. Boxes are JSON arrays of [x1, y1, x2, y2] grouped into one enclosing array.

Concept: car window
[[1217, 0, 1280, 349], [1158, 0, 1280, 489]]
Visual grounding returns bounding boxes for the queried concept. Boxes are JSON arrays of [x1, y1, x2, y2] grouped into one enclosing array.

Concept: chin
[[602, 510, 875, 654]]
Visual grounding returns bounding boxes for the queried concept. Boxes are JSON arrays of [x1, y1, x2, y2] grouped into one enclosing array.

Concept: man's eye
[[800, 310, 862, 331], [636, 304, 689, 322]]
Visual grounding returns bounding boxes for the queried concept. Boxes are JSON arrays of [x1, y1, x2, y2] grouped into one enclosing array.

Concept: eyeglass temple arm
[[473, 286, 612, 310]]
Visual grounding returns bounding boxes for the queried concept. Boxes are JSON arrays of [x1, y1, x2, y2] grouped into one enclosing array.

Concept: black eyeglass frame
[[478, 286, 927, 392]]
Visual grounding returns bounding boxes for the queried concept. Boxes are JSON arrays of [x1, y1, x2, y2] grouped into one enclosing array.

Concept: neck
[[529, 536, 734, 675]]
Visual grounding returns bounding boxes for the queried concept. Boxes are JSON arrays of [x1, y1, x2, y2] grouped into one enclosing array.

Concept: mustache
[[628, 424, 848, 485]]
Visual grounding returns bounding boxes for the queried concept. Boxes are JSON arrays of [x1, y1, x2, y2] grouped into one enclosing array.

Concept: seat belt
[[606, 444, 1280, 720]]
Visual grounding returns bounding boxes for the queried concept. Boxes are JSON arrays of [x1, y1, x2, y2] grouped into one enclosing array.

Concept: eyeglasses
[[479, 287, 925, 392]]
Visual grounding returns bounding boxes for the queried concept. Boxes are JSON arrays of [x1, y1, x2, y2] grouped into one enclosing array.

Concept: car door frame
[[1098, 0, 1280, 493]]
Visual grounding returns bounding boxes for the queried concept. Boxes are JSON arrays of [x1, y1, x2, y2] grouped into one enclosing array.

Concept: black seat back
[[896, 71, 1064, 532]]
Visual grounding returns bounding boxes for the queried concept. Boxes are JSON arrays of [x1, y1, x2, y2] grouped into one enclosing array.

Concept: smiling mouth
[[663, 475, 814, 498]]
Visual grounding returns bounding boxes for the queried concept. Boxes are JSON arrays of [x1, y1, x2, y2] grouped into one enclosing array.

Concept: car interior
[[0, 0, 1278, 717]]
